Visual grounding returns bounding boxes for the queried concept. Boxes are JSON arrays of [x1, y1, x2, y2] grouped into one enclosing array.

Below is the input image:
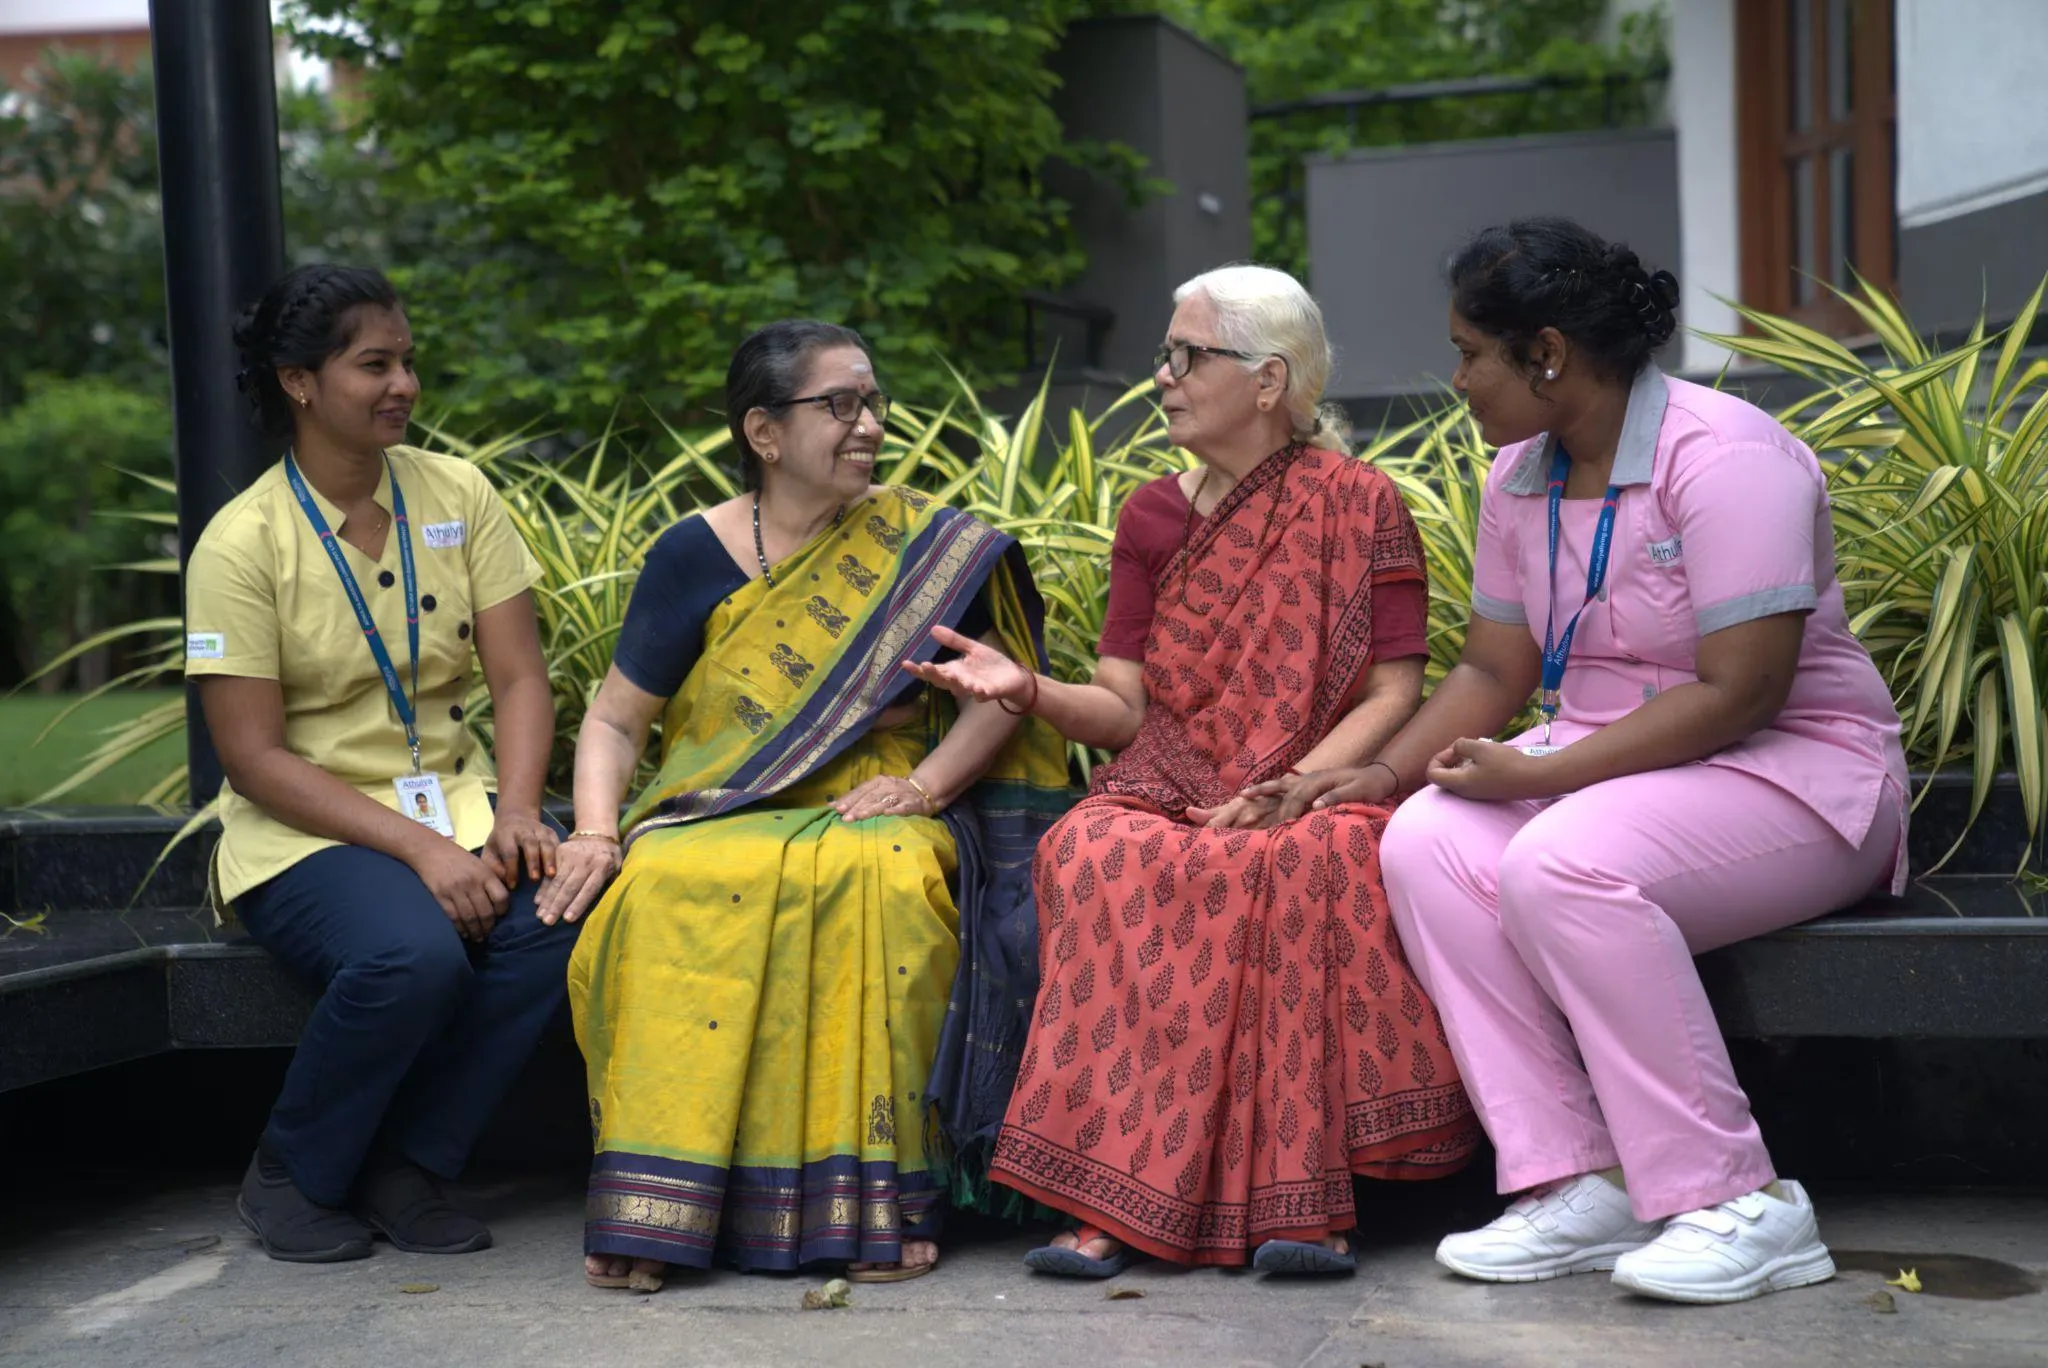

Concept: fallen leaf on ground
[[801, 1279, 853, 1311], [398, 1284, 438, 1295], [128, 1233, 219, 1254], [1864, 1290, 1897, 1314], [1104, 1287, 1144, 1300], [1886, 1269, 1923, 1293]]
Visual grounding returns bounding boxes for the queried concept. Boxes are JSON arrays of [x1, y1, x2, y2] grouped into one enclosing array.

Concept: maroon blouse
[[1098, 472, 1430, 664]]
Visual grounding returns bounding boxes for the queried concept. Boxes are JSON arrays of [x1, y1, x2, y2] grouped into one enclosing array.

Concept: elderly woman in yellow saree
[[536, 321, 1070, 1292]]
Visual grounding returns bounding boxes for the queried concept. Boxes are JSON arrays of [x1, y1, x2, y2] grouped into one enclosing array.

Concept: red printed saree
[[989, 444, 1479, 1265]]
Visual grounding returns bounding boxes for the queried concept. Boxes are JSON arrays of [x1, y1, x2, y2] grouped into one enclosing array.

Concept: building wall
[[0, 0, 147, 31], [1667, 0, 1739, 372], [1046, 16, 1251, 380], [0, 25, 148, 90], [1307, 128, 1681, 402], [1895, 0, 2048, 328]]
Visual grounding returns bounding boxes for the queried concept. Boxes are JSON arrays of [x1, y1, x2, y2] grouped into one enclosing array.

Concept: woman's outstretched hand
[[901, 625, 1035, 708]]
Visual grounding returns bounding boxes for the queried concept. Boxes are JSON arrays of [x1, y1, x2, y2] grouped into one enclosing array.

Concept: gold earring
[[296, 393, 310, 408]]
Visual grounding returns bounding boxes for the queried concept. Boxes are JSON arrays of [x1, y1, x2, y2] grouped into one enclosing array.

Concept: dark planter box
[[0, 771, 2031, 920], [1902, 770, 2041, 877]]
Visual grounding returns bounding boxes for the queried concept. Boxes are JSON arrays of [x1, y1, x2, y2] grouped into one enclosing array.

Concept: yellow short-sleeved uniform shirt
[[184, 446, 543, 906]]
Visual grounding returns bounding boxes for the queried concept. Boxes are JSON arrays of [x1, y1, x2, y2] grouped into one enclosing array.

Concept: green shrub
[[0, 376, 176, 690], [1704, 278, 2048, 868], [34, 290, 2048, 872]]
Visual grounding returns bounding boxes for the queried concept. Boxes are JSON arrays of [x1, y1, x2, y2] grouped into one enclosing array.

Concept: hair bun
[[1634, 268, 1679, 345], [230, 299, 265, 356], [1447, 217, 1680, 380], [1601, 243, 1643, 279], [1602, 242, 1679, 345]]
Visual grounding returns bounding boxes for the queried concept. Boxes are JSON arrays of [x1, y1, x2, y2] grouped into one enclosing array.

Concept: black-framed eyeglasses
[[777, 389, 891, 424], [1153, 341, 1261, 380]]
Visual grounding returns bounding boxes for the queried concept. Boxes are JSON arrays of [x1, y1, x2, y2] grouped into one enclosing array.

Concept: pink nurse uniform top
[[1469, 364, 1909, 891]]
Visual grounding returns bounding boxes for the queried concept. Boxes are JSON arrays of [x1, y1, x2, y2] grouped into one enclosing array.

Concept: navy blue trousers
[[238, 835, 580, 1206]]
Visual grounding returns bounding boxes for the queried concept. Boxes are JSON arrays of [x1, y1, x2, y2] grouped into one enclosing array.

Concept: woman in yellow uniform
[[185, 264, 577, 1263]]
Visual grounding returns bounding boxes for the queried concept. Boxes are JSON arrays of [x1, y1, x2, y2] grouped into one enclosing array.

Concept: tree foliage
[[0, 377, 174, 689], [0, 52, 167, 412], [285, 0, 1099, 434], [0, 53, 392, 686]]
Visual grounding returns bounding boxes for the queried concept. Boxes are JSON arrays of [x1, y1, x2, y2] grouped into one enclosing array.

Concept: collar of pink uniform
[[1499, 363, 1668, 496]]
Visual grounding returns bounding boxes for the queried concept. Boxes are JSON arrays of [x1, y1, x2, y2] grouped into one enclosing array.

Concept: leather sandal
[[846, 1256, 938, 1283], [1022, 1224, 1137, 1278], [1252, 1234, 1358, 1275]]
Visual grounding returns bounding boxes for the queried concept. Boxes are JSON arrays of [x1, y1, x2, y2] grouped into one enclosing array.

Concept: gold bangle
[[568, 829, 620, 845], [903, 776, 936, 814]]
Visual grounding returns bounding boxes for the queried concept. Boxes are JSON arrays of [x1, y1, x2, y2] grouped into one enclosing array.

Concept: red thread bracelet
[[999, 671, 1040, 716]]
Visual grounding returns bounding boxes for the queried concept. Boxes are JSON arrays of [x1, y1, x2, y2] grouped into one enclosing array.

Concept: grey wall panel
[[1048, 16, 1250, 381], [1898, 188, 2048, 333], [1306, 129, 1681, 403]]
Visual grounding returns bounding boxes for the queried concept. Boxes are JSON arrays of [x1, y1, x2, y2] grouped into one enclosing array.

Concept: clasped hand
[[535, 834, 621, 928], [833, 775, 937, 823], [409, 809, 558, 943], [1236, 765, 1398, 824], [1422, 737, 1558, 802], [1231, 740, 1560, 819]]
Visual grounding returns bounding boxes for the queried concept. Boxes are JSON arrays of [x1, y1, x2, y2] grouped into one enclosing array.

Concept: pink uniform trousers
[[1381, 764, 1900, 1222]]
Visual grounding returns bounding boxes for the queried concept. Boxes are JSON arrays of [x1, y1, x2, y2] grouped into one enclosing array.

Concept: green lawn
[[0, 689, 185, 807]]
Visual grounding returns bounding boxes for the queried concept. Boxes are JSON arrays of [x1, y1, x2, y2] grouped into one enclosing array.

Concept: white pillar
[[1669, 0, 1741, 373]]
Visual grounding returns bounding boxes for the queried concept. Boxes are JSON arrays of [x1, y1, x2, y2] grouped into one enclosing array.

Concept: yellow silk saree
[[570, 488, 1070, 1270]]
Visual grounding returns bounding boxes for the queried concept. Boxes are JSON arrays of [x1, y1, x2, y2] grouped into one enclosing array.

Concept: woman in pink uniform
[[1255, 218, 1907, 1304]]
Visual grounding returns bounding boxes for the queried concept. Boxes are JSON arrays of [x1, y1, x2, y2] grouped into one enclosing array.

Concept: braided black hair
[[725, 319, 869, 491], [1446, 217, 1680, 385], [232, 265, 403, 438]]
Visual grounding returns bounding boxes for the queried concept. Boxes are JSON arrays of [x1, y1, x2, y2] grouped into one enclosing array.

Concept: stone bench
[[3, 782, 2043, 1094]]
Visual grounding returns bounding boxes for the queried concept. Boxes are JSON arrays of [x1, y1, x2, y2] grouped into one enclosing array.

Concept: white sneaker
[[1611, 1180, 1836, 1305], [1435, 1173, 1662, 1283]]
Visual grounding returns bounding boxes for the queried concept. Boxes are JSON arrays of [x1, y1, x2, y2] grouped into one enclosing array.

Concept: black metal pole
[[150, 0, 286, 806]]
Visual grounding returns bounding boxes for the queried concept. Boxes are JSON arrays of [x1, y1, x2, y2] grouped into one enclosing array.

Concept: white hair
[[1172, 263, 1349, 454]]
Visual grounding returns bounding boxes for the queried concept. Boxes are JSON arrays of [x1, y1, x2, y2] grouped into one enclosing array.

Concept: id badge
[[394, 772, 457, 839]]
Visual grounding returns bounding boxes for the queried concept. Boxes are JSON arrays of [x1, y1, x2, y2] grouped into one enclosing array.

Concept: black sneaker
[[353, 1149, 493, 1254], [237, 1142, 375, 1263]]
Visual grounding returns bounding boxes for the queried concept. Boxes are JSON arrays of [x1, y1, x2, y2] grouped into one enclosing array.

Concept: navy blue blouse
[[612, 514, 991, 703]]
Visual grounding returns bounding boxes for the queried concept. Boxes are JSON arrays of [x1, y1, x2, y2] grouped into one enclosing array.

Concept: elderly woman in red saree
[[910, 266, 1479, 1276]]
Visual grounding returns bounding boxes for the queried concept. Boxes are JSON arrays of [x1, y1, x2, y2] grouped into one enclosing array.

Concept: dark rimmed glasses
[[778, 389, 891, 424], [1153, 341, 1261, 380]]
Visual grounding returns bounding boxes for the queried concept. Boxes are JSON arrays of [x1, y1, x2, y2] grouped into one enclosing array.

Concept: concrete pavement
[[1, 1170, 2043, 1368]]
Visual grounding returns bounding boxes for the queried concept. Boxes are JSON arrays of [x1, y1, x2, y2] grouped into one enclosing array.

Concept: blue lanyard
[[284, 452, 423, 773], [1539, 445, 1622, 745]]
